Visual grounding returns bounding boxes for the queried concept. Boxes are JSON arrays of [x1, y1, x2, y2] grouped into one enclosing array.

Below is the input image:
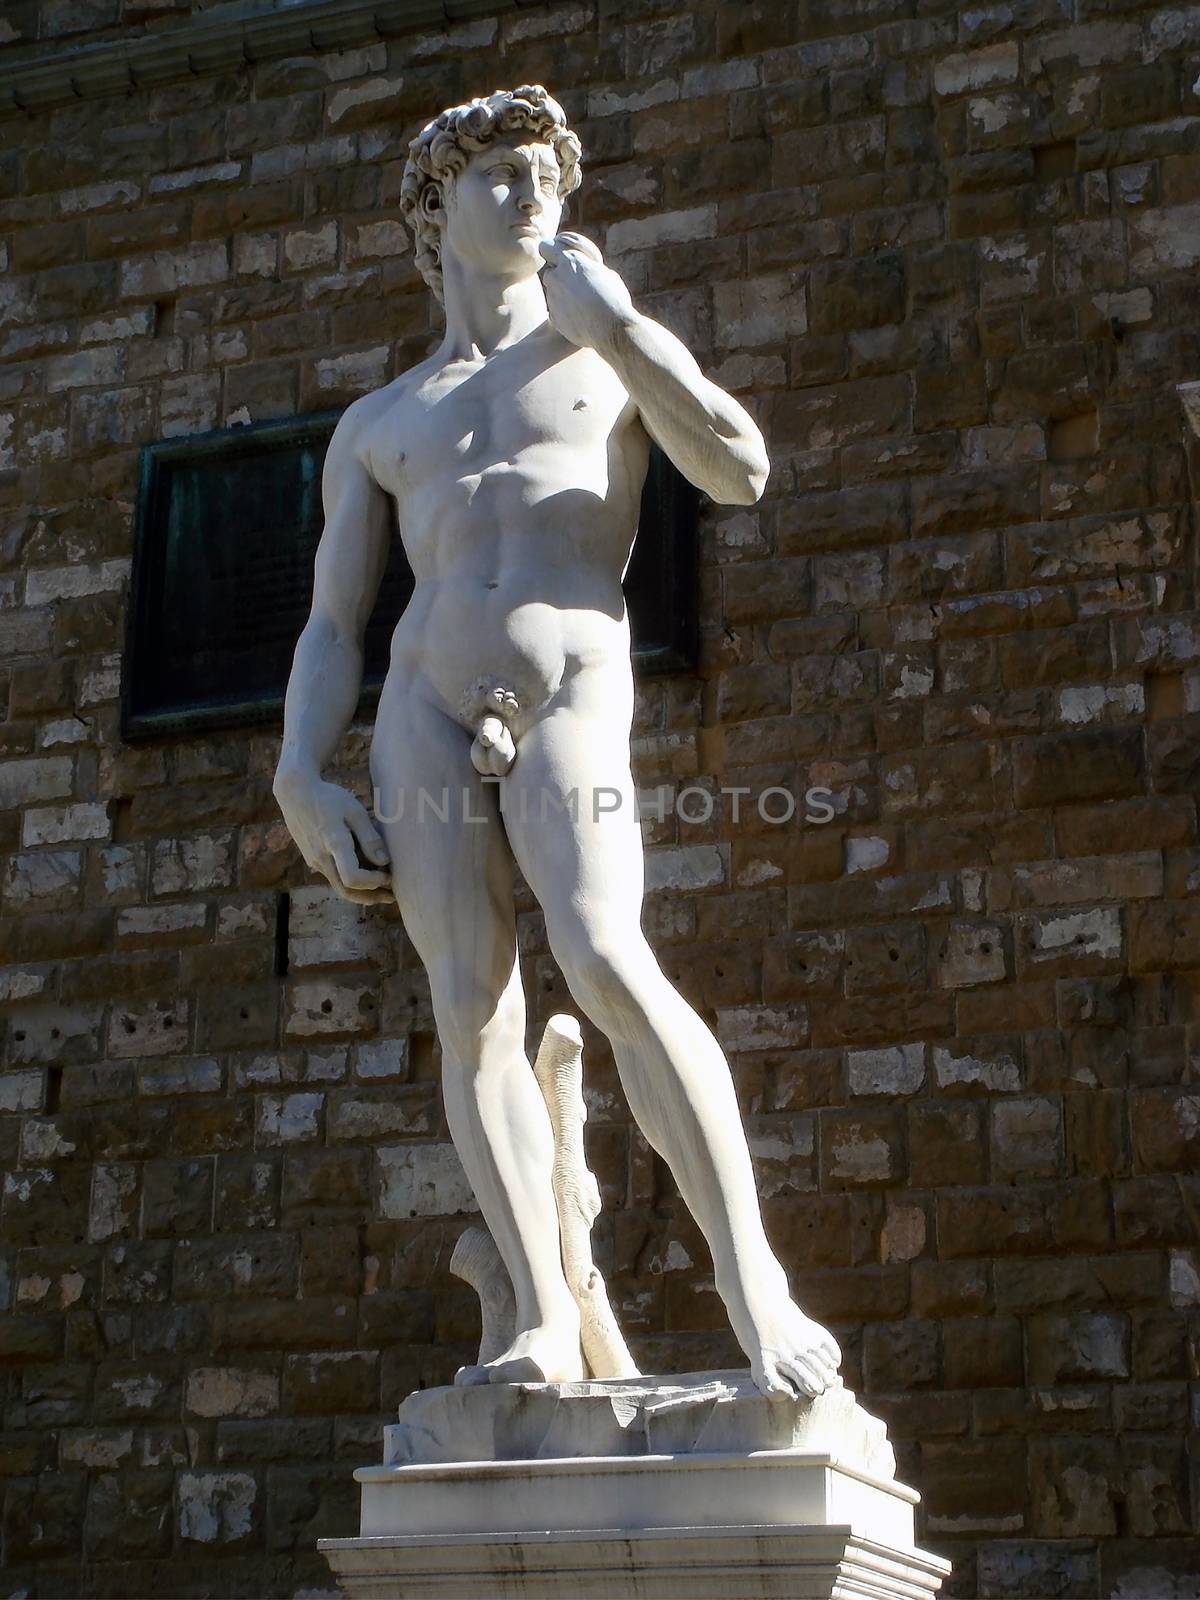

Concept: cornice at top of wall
[[0, 0, 536, 118]]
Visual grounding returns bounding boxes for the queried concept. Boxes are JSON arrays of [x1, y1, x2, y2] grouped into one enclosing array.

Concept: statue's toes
[[454, 1364, 491, 1387], [486, 1356, 546, 1385]]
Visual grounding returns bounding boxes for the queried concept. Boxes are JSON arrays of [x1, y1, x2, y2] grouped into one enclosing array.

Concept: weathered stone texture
[[1, 0, 1198, 1594]]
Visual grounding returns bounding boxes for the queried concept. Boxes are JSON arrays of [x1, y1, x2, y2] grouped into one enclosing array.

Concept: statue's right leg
[[370, 688, 582, 1383]]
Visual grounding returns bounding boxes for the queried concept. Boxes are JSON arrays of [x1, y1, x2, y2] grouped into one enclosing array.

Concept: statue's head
[[400, 84, 583, 304]]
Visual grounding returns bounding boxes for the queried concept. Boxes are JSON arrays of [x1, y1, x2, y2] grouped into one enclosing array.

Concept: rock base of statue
[[318, 1371, 951, 1600]]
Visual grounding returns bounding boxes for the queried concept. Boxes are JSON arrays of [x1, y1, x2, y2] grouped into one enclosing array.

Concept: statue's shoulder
[[332, 356, 438, 457]]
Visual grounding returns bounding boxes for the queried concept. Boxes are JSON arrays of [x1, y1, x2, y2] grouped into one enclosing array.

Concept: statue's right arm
[[272, 401, 394, 903]]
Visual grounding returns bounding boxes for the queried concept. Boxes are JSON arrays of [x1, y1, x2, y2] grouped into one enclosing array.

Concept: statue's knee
[[430, 972, 521, 1065], [563, 939, 644, 1030]]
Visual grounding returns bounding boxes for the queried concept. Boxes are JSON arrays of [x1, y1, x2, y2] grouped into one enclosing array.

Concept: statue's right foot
[[454, 1316, 584, 1386]]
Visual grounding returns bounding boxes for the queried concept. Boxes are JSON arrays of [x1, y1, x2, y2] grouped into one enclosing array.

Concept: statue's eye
[[490, 164, 516, 181], [540, 176, 557, 192]]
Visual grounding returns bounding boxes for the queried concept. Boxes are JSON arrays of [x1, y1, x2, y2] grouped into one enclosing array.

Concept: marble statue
[[273, 85, 842, 1402]]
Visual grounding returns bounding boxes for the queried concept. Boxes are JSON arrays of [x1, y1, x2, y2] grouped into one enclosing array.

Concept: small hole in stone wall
[[46, 1066, 62, 1114], [110, 796, 134, 845], [1147, 673, 1184, 721], [321, 999, 333, 1014], [274, 892, 290, 979], [1033, 139, 1075, 180], [410, 1032, 438, 1082], [1048, 411, 1099, 461]]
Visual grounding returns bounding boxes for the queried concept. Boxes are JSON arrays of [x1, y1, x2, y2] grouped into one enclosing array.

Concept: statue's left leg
[[501, 681, 841, 1400]]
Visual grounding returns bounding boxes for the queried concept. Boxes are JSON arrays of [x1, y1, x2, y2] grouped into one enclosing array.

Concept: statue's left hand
[[539, 233, 637, 353]]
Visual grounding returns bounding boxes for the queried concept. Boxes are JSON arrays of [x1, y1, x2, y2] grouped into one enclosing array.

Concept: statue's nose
[[516, 192, 538, 215]]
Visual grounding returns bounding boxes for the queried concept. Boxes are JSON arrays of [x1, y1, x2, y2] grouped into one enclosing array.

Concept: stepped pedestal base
[[319, 1372, 951, 1600]]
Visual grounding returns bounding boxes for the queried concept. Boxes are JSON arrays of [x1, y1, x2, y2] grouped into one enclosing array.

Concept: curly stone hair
[[399, 84, 583, 304]]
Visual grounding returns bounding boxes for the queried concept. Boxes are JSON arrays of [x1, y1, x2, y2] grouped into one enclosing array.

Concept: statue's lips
[[511, 221, 543, 237]]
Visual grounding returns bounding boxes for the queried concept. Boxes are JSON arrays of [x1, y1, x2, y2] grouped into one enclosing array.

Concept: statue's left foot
[[730, 1280, 842, 1401]]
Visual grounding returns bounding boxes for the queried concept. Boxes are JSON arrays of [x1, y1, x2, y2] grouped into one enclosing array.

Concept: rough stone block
[[149, 832, 236, 898], [108, 1002, 189, 1059], [864, 1318, 941, 1390], [283, 1350, 379, 1414], [177, 1470, 258, 1547], [255, 1092, 324, 1147], [713, 272, 807, 347], [932, 1037, 1022, 1093], [1012, 727, 1145, 807], [1030, 1438, 1119, 1537], [714, 1005, 807, 1053], [354, 1038, 409, 1082], [909, 1102, 987, 1186], [990, 1096, 1063, 1181], [287, 885, 389, 968], [174, 1234, 298, 1302], [821, 1109, 905, 1188], [326, 1090, 437, 1142], [83, 1469, 173, 1559], [0, 757, 73, 810], [285, 981, 378, 1039], [140, 1159, 214, 1238], [938, 1182, 1111, 1260], [185, 1367, 279, 1420], [21, 802, 110, 847], [1016, 907, 1123, 975], [1130, 1088, 1200, 1173], [3, 1470, 87, 1561], [847, 1042, 926, 1096], [976, 1538, 1097, 1597], [922, 1438, 1026, 1536], [375, 1144, 477, 1221]]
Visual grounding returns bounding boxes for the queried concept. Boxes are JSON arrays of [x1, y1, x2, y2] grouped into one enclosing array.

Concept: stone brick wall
[[1, 0, 330, 54], [1, 1, 1199, 1595]]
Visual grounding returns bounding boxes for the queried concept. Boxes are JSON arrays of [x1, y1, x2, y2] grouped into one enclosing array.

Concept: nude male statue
[[273, 85, 842, 1401]]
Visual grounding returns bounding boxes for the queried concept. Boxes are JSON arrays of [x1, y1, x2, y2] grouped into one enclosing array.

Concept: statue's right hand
[[273, 772, 393, 906]]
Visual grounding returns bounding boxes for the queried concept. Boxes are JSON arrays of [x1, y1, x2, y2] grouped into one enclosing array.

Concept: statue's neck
[[438, 258, 548, 360]]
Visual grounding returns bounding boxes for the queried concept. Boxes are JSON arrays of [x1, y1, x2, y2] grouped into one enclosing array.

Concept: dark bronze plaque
[[123, 411, 698, 739]]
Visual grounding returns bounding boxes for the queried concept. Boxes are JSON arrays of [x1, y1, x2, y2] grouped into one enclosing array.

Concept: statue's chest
[[372, 344, 627, 494]]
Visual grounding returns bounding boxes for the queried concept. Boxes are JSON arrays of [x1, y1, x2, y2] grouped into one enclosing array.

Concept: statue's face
[[439, 134, 564, 279]]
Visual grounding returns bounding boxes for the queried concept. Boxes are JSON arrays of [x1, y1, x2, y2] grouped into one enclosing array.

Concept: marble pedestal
[[319, 1372, 951, 1600]]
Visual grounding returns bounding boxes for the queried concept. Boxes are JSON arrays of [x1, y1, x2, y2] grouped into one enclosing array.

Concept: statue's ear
[[420, 181, 446, 229]]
